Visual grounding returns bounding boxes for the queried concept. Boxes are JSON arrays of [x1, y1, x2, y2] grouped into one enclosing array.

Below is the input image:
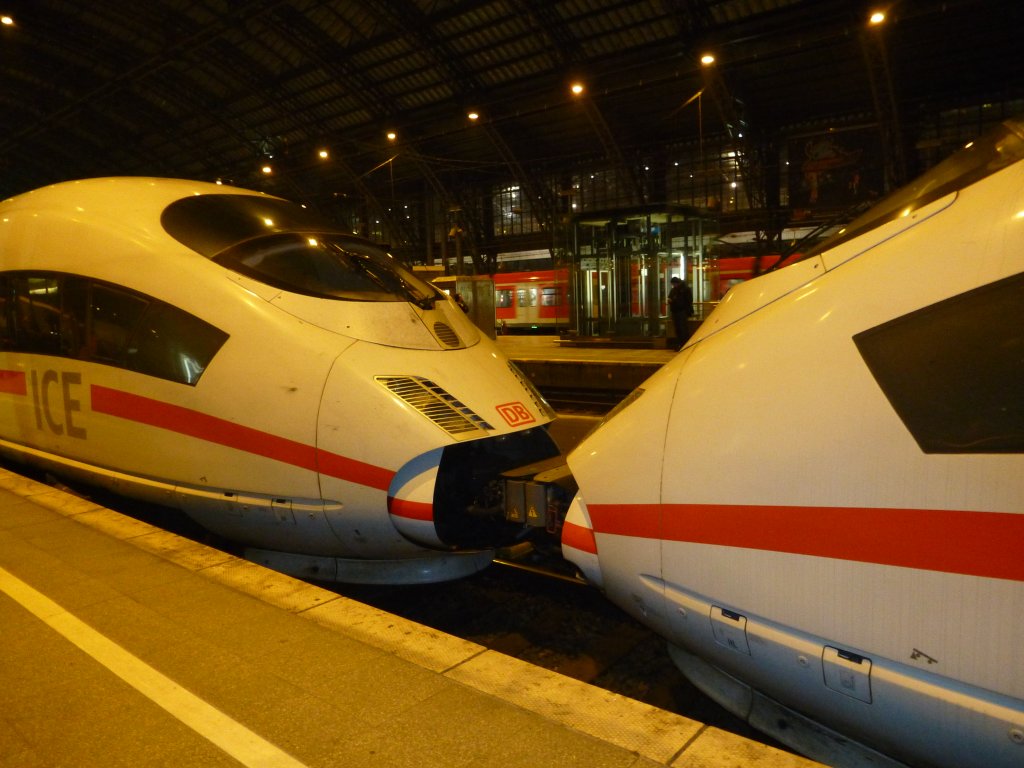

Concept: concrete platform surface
[[0, 467, 822, 768]]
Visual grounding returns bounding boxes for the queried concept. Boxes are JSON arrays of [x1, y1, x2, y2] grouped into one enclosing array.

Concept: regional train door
[[516, 284, 540, 326]]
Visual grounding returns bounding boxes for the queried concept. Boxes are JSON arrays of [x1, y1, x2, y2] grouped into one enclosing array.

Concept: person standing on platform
[[668, 276, 693, 350]]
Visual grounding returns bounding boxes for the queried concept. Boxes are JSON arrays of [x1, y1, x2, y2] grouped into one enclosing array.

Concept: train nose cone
[[387, 447, 445, 548], [561, 492, 603, 588]]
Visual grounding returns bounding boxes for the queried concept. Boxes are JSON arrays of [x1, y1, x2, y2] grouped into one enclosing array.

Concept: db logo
[[496, 401, 536, 427]]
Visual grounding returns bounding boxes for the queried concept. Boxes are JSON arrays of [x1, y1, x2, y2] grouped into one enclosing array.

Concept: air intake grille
[[433, 322, 461, 348], [376, 376, 494, 435]]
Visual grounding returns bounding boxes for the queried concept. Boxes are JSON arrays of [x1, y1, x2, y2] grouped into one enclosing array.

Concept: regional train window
[[496, 289, 513, 308], [517, 287, 537, 308], [854, 272, 1024, 453], [0, 272, 227, 386], [541, 287, 560, 306]]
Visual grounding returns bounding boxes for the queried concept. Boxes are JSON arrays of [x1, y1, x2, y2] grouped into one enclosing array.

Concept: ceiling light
[[869, 11, 886, 25], [386, 131, 397, 141], [570, 82, 585, 96], [700, 54, 715, 66], [467, 111, 479, 121], [1, 15, 14, 26], [261, 165, 272, 175], [318, 148, 329, 159]]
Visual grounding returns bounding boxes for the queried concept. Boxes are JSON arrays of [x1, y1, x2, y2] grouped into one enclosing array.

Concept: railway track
[[534, 386, 629, 415]]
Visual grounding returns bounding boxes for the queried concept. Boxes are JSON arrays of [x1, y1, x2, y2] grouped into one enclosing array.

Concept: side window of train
[[8, 274, 65, 355], [854, 273, 1024, 453], [0, 274, 11, 346], [126, 302, 227, 385], [496, 289, 513, 308], [0, 271, 227, 386], [88, 283, 150, 363]]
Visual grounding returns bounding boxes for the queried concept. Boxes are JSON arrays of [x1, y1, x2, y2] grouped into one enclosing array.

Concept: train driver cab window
[[802, 117, 1024, 262], [496, 289, 514, 308], [162, 194, 439, 308]]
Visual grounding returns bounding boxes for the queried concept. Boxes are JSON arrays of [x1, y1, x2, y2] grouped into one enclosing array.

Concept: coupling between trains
[[497, 454, 577, 535]]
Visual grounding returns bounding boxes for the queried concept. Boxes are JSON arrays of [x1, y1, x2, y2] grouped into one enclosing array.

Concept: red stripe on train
[[588, 502, 1024, 582], [90, 385, 393, 490], [388, 496, 434, 522], [316, 451, 393, 492], [561, 520, 598, 554], [0, 370, 27, 395]]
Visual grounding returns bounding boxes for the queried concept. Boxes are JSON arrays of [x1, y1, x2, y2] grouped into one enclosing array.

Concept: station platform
[[495, 334, 676, 399], [0, 467, 821, 768]]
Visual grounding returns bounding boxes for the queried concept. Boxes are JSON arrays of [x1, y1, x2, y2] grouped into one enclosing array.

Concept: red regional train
[[492, 258, 789, 330], [494, 269, 570, 330]]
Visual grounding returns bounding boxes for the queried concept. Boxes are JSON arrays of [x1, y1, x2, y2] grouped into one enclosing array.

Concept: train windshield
[[162, 194, 437, 306], [802, 116, 1024, 260]]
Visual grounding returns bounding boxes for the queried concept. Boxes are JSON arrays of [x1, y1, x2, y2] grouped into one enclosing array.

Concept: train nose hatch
[[823, 646, 873, 704], [387, 442, 574, 551], [710, 606, 751, 655], [387, 447, 444, 548], [559, 492, 601, 587], [428, 429, 568, 550]]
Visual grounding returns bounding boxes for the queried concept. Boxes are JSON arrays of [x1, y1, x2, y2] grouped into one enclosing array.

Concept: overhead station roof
[[1, 0, 1021, 203]]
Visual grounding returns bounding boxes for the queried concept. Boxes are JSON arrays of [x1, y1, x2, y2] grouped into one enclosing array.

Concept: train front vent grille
[[376, 376, 494, 435], [433, 322, 461, 348]]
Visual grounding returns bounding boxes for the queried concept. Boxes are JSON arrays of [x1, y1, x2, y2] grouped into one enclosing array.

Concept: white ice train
[[0, 177, 560, 584], [561, 118, 1024, 766]]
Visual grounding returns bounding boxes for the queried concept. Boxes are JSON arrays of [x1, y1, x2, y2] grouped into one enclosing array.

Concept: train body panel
[[267, 289, 482, 349], [563, 119, 1024, 766], [0, 177, 560, 582]]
